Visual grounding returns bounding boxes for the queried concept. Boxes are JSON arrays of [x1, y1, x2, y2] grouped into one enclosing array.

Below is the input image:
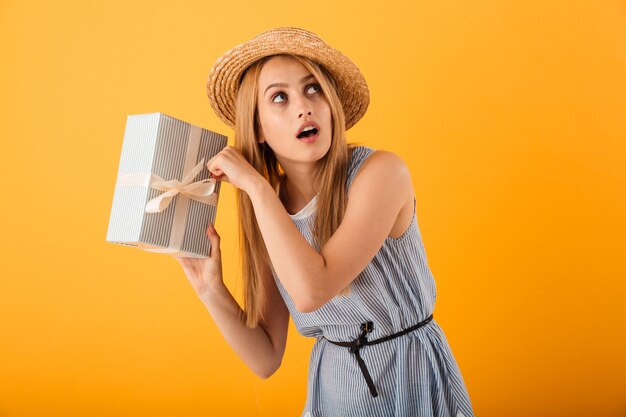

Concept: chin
[[312, 136, 332, 158]]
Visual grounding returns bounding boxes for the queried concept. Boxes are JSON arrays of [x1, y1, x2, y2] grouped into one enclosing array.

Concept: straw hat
[[206, 27, 369, 131]]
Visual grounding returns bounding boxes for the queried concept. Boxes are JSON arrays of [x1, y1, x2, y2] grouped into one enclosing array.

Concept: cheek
[[259, 113, 285, 139], [256, 107, 270, 130]]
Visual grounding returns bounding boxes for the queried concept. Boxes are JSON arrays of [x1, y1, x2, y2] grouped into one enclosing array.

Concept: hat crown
[[253, 27, 321, 40]]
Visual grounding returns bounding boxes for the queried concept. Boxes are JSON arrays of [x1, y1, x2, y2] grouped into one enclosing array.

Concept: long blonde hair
[[233, 54, 356, 327]]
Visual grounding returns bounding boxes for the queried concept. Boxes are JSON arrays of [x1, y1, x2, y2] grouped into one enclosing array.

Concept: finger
[[206, 223, 221, 258], [209, 170, 229, 182], [209, 168, 225, 177], [206, 152, 223, 172], [207, 156, 227, 175]]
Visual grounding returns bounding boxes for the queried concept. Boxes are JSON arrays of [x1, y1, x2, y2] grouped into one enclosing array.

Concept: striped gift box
[[106, 112, 228, 258]]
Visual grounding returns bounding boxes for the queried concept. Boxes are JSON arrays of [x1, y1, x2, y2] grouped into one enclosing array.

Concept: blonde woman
[[176, 27, 473, 417]]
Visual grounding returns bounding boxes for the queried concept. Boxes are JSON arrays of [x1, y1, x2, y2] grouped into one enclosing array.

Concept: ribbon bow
[[116, 158, 217, 213]]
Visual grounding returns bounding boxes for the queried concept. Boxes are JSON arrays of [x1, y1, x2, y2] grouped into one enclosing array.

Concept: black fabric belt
[[323, 314, 434, 398]]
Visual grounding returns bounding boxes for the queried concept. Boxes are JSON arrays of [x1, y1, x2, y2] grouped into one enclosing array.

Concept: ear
[[257, 127, 266, 144]]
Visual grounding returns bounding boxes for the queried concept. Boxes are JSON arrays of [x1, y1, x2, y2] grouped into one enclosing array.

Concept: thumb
[[206, 223, 221, 256]]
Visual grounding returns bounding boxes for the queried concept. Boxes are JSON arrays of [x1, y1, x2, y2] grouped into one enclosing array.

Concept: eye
[[306, 84, 321, 94], [271, 92, 287, 103]]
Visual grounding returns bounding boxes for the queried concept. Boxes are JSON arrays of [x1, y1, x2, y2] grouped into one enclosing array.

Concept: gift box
[[106, 112, 228, 258]]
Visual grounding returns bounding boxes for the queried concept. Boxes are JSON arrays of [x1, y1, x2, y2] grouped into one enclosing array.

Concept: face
[[256, 55, 332, 172]]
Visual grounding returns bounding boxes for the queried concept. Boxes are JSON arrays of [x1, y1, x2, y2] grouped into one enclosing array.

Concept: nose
[[293, 94, 313, 118]]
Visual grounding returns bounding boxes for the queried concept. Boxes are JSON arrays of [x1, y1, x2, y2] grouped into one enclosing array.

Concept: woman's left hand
[[206, 146, 263, 193]]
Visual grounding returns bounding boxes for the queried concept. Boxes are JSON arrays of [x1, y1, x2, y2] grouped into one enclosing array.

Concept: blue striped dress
[[272, 146, 474, 417]]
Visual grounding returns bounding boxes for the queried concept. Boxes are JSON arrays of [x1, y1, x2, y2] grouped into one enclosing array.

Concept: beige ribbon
[[116, 158, 218, 213]]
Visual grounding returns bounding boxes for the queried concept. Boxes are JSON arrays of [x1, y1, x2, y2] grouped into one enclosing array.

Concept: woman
[[176, 27, 473, 417]]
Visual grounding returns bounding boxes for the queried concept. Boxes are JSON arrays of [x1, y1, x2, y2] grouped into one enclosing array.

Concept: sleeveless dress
[[272, 146, 474, 417]]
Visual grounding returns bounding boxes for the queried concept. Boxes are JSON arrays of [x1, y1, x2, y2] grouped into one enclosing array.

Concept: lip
[[295, 121, 321, 138], [298, 130, 319, 143]]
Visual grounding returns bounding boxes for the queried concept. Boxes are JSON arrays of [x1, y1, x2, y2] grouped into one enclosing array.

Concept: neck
[[279, 163, 318, 213]]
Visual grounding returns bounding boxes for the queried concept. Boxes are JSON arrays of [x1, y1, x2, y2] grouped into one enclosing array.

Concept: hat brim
[[206, 27, 369, 131]]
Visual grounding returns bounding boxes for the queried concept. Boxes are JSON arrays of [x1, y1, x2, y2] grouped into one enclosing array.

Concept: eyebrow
[[264, 74, 316, 96]]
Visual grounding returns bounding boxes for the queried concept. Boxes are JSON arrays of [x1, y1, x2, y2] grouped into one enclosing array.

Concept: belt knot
[[349, 321, 373, 353]]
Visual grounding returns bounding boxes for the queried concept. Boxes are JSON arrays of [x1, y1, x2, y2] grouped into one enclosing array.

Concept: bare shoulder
[[349, 149, 415, 238], [350, 149, 412, 196]]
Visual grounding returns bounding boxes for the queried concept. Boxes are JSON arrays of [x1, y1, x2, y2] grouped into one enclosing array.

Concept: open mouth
[[297, 127, 319, 139]]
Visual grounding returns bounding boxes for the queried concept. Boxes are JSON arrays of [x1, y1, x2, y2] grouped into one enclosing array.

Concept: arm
[[177, 226, 290, 379], [246, 151, 414, 312]]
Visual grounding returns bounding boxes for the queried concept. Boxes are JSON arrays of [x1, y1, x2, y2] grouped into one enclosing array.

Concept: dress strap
[[346, 146, 375, 193]]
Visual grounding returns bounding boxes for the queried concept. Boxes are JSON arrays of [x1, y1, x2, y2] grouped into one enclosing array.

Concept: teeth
[[301, 126, 315, 133]]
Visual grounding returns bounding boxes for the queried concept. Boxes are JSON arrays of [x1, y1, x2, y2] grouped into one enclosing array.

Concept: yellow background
[[1, 0, 625, 416]]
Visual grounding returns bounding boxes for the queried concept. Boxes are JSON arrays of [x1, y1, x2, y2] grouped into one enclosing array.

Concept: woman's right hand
[[175, 223, 224, 298], [206, 146, 264, 195]]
